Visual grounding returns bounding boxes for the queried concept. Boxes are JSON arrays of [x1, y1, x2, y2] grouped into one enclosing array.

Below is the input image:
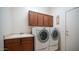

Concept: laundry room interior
[[0, 7, 79, 51]]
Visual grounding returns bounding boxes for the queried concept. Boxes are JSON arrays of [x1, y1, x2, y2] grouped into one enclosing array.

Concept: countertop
[[4, 34, 34, 39]]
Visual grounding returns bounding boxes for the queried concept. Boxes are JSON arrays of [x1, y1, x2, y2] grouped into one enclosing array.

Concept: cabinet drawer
[[22, 40, 33, 44], [21, 37, 33, 43], [4, 39, 20, 44], [22, 43, 33, 47]]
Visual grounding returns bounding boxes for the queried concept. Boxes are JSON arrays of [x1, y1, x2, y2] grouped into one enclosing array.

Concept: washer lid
[[38, 29, 49, 43], [51, 29, 59, 40]]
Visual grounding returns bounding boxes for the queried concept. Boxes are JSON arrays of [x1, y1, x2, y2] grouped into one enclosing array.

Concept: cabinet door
[[48, 16, 53, 26], [44, 15, 53, 26], [37, 13, 44, 26], [21, 37, 34, 51], [43, 15, 49, 26], [29, 11, 37, 26], [4, 39, 21, 51]]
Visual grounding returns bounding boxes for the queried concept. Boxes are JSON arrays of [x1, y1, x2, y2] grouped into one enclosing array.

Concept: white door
[[66, 8, 79, 51]]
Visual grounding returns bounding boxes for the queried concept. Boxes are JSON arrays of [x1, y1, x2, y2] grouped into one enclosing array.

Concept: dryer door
[[38, 29, 49, 43], [51, 29, 59, 40]]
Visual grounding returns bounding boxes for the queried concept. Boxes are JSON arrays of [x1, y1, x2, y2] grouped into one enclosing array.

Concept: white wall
[[2, 8, 12, 35], [0, 7, 51, 50], [50, 7, 74, 50], [0, 8, 3, 50], [10, 7, 51, 34], [0, 8, 13, 50]]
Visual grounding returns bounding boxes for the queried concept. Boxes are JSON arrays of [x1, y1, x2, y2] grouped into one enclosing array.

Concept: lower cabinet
[[21, 38, 34, 51], [4, 37, 34, 51]]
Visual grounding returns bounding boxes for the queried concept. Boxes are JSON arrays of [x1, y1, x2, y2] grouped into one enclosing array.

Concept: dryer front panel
[[38, 29, 49, 43]]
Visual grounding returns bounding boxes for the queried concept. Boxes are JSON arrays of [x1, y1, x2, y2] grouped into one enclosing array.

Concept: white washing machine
[[32, 27, 49, 51], [49, 27, 59, 51]]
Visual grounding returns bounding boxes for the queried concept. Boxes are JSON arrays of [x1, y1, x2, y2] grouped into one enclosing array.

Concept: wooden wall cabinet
[[4, 37, 34, 51], [29, 11, 38, 26], [43, 15, 49, 26], [37, 13, 44, 26], [28, 11, 53, 27], [44, 15, 53, 26], [48, 16, 53, 26]]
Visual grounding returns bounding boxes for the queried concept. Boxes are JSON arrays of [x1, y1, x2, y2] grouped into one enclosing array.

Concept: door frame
[[65, 7, 78, 51]]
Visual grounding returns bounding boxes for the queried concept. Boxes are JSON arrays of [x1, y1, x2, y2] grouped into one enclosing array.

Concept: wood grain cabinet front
[[28, 10, 53, 27], [4, 37, 34, 51], [4, 39, 21, 51], [29, 11, 38, 26], [21, 37, 34, 51], [37, 13, 44, 26], [44, 15, 53, 26], [48, 16, 53, 26]]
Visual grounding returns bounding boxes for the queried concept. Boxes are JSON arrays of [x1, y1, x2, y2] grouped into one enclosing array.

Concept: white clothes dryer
[[32, 27, 49, 51], [49, 27, 59, 51]]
